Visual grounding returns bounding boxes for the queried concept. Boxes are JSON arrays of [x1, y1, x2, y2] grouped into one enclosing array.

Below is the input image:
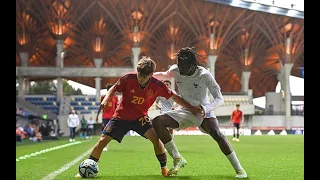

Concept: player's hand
[[198, 105, 205, 118], [189, 106, 203, 117], [100, 102, 106, 110]]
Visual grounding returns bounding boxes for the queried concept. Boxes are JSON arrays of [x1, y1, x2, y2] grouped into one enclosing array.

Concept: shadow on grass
[[84, 174, 249, 180]]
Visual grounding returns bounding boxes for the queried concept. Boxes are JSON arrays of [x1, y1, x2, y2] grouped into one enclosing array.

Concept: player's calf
[[90, 135, 112, 162]]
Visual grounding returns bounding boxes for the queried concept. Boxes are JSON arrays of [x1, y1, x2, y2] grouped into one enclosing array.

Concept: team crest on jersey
[[146, 89, 153, 97], [130, 89, 135, 93]]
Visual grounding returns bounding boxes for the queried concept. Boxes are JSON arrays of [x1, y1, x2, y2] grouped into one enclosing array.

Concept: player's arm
[[170, 93, 202, 116], [202, 73, 224, 114], [153, 66, 175, 80], [101, 75, 126, 108], [96, 96, 104, 122], [101, 85, 117, 106]]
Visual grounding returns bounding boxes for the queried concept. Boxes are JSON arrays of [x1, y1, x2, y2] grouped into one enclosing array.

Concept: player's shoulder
[[198, 66, 214, 79], [119, 73, 137, 84], [150, 77, 167, 89], [168, 64, 179, 72], [122, 72, 137, 79]]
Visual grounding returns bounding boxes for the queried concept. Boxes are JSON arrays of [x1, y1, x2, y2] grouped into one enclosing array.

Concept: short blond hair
[[137, 56, 156, 76]]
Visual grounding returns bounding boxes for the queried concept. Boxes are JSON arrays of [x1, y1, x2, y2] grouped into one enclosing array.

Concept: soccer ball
[[78, 159, 99, 178]]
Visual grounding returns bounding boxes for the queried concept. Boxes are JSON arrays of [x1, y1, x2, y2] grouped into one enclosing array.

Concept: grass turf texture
[[16, 135, 303, 180]]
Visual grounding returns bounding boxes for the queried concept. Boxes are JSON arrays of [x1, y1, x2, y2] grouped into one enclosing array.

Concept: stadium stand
[[24, 95, 60, 115]]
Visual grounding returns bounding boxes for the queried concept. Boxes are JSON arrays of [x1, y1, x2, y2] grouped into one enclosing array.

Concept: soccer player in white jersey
[[155, 80, 178, 138], [152, 47, 247, 178]]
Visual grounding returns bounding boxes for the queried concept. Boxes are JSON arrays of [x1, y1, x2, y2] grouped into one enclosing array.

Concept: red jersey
[[113, 73, 174, 121], [232, 110, 243, 124], [101, 95, 118, 119]]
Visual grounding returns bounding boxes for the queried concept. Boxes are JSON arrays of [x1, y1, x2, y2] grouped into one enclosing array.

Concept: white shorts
[[164, 109, 216, 130]]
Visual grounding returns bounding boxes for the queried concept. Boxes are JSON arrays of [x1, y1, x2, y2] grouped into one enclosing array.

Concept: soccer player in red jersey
[[96, 84, 118, 151], [229, 104, 244, 142], [75, 56, 202, 178]]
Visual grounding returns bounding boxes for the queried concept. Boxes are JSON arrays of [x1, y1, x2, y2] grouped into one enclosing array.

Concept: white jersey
[[154, 64, 224, 118]]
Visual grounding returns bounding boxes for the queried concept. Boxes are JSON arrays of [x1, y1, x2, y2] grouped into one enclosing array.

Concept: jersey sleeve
[[157, 81, 174, 99], [113, 74, 128, 93], [202, 72, 224, 114]]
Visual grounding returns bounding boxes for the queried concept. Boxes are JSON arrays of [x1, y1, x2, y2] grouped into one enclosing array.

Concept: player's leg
[[153, 112, 192, 175], [200, 118, 247, 178], [168, 128, 174, 139], [152, 114, 181, 158], [75, 120, 128, 178], [232, 124, 237, 141], [236, 124, 240, 141], [102, 119, 110, 151], [134, 117, 169, 176]]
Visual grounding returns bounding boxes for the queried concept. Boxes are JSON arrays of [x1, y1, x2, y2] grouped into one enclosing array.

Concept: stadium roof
[[16, 0, 304, 98]]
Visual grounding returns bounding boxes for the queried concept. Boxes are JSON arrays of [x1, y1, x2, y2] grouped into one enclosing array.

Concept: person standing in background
[[67, 109, 80, 142], [87, 117, 95, 139], [80, 115, 88, 140], [229, 104, 244, 142]]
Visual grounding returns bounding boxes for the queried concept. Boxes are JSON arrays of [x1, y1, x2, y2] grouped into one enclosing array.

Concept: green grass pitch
[[16, 135, 303, 180]]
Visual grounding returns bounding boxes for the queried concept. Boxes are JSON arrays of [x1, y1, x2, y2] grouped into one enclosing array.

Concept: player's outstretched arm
[[153, 66, 175, 80], [171, 94, 202, 116], [101, 85, 117, 107]]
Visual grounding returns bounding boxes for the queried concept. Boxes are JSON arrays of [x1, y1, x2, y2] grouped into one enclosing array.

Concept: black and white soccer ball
[[78, 159, 99, 178]]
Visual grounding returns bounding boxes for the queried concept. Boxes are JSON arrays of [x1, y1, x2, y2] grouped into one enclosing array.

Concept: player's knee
[[209, 127, 224, 141]]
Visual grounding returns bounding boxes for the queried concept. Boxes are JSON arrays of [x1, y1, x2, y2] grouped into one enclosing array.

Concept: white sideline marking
[[16, 141, 82, 161], [41, 148, 93, 180]]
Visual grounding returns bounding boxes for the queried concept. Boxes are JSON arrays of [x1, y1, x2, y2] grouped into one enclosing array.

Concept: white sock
[[226, 151, 243, 171], [164, 140, 181, 159]]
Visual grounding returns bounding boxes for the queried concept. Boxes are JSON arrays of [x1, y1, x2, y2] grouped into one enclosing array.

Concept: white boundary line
[[41, 148, 93, 180], [16, 141, 82, 162]]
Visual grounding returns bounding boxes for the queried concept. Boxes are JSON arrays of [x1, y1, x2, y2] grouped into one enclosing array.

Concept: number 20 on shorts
[[139, 116, 150, 126]]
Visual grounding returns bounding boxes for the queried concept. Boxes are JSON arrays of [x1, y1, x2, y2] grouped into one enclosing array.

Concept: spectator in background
[[31, 123, 42, 142], [67, 110, 80, 142], [16, 126, 25, 142], [80, 115, 88, 140], [87, 117, 95, 139], [229, 104, 244, 142], [24, 122, 34, 139]]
